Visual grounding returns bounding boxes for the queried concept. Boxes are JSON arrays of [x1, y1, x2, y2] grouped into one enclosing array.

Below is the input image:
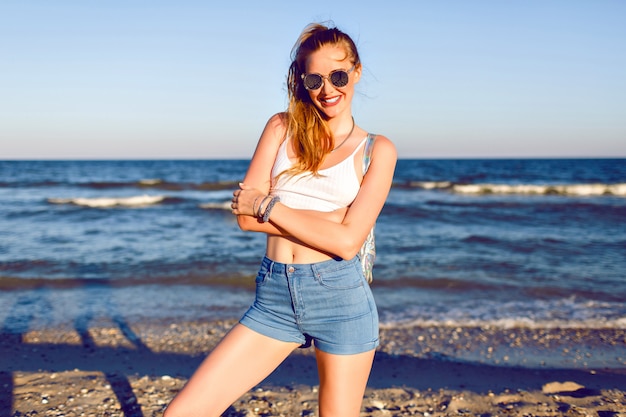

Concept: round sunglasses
[[301, 66, 355, 90]]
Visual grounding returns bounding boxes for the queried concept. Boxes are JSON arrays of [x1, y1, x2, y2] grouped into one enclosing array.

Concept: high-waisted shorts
[[239, 255, 379, 355]]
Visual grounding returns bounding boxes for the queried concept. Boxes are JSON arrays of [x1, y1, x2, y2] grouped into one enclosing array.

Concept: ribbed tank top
[[271, 136, 368, 212]]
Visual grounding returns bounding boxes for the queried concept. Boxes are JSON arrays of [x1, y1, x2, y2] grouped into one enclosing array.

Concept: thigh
[[165, 324, 299, 417], [315, 348, 376, 417]]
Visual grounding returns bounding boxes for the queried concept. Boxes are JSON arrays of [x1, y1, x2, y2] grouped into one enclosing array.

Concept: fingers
[[230, 184, 258, 215], [231, 190, 239, 214]]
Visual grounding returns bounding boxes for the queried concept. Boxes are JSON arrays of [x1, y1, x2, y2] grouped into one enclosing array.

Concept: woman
[[165, 23, 396, 417]]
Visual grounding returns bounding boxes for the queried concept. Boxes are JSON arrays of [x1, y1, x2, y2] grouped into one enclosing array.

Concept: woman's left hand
[[231, 183, 265, 217]]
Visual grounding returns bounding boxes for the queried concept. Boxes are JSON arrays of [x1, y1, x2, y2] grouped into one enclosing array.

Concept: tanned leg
[[315, 348, 376, 417], [164, 324, 299, 417]]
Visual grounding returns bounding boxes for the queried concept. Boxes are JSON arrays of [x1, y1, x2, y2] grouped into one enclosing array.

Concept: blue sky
[[1, 1, 625, 159]]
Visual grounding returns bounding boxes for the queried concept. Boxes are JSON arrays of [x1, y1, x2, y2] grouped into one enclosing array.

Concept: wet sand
[[1, 319, 625, 416]]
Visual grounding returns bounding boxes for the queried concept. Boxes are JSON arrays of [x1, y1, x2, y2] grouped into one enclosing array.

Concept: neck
[[331, 117, 355, 153], [326, 111, 352, 130]]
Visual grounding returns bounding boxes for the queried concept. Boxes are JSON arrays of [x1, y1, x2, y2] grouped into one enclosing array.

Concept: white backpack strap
[[362, 133, 376, 175]]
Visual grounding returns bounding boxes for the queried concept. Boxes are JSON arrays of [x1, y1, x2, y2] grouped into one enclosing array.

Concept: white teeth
[[323, 96, 340, 104]]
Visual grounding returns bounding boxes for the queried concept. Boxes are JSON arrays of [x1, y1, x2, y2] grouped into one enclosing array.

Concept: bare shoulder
[[371, 134, 397, 162], [264, 112, 289, 141]]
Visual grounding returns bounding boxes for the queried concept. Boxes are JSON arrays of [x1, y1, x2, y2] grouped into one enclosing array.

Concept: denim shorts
[[239, 255, 379, 355]]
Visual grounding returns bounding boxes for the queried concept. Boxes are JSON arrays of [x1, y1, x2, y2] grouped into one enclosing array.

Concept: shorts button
[[288, 266, 295, 273]]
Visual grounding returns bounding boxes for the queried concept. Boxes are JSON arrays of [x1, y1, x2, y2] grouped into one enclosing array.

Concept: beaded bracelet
[[261, 196, 280, 223]]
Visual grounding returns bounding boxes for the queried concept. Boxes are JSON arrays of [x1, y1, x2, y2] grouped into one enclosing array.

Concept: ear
[[353, 63, 362, 84]]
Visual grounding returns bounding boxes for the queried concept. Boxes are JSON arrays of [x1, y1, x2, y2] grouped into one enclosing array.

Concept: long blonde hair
[[285, 23, 361, 176]]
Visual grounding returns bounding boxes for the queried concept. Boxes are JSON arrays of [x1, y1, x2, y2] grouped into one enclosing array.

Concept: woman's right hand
[[231, 183, 266, 218]]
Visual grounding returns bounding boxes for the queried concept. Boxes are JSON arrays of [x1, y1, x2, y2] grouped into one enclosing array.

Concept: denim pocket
[[255, 263, 271, 286], [315, 263, 363, 290]]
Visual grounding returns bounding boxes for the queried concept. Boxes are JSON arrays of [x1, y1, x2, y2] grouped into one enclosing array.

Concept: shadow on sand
[[1, 289, 625, 417]]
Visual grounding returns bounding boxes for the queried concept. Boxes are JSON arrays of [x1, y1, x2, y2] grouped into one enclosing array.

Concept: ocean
[[1, 159, 625, 341]]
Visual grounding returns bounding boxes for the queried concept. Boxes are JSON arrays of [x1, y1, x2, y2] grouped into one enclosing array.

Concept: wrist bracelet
[[252, 196, 261, 216], [261, 196, 280, 223], [256, 195, 271, 218]]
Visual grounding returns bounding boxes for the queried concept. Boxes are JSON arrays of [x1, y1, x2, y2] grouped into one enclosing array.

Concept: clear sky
[[1, 0, 625, 159]]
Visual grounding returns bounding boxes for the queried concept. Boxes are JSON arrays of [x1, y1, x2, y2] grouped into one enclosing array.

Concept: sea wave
[[380, 316, 626, 330], [405, 181, 626, 197], [378, 297, 626, 329], [0, 178, 240, 191], [80, 179, 239, 191], [138, 178, 163, 185], [48, 195, 166, 208], [7, 172, 626, 198], [199, 201, 232, 210], [408, 181, 453, 190]]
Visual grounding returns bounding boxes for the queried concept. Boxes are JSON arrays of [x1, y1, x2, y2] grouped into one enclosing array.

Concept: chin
[[317, 104, 344, 119]]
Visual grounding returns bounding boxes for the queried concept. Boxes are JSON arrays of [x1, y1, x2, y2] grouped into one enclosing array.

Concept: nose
[[320, 77, 335, 94]]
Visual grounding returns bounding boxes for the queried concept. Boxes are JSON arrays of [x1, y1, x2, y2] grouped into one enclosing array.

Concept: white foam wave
[[49, 195, 165, 208], [199, 201, 232, 210], [380, 316, 626, 330], [410, 181, 452, 190], [452, 183, 626, 197], [139, 178, 163, 185], [377, 297, 626, 330]]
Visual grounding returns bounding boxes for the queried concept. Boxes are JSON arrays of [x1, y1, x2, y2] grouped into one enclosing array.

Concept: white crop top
[[271, 136, 368, 212]]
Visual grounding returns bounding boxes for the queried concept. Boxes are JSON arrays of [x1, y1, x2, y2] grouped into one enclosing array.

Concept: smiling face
[[304, 44, 361, 120]]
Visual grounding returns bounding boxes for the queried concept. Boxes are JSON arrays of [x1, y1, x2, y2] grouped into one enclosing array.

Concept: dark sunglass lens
[[303, 74, 323, 90], [330, 70, 349, 87]]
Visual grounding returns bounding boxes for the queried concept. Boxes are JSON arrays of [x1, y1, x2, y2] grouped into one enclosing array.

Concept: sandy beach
[[2, 319, 624, 416]]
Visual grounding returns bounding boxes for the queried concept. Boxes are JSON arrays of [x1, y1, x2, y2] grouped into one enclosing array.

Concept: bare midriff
[[265, 207, 348, 264]]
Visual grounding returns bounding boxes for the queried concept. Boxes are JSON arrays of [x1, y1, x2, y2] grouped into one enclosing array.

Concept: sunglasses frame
[[301, 66, 355, 91]]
